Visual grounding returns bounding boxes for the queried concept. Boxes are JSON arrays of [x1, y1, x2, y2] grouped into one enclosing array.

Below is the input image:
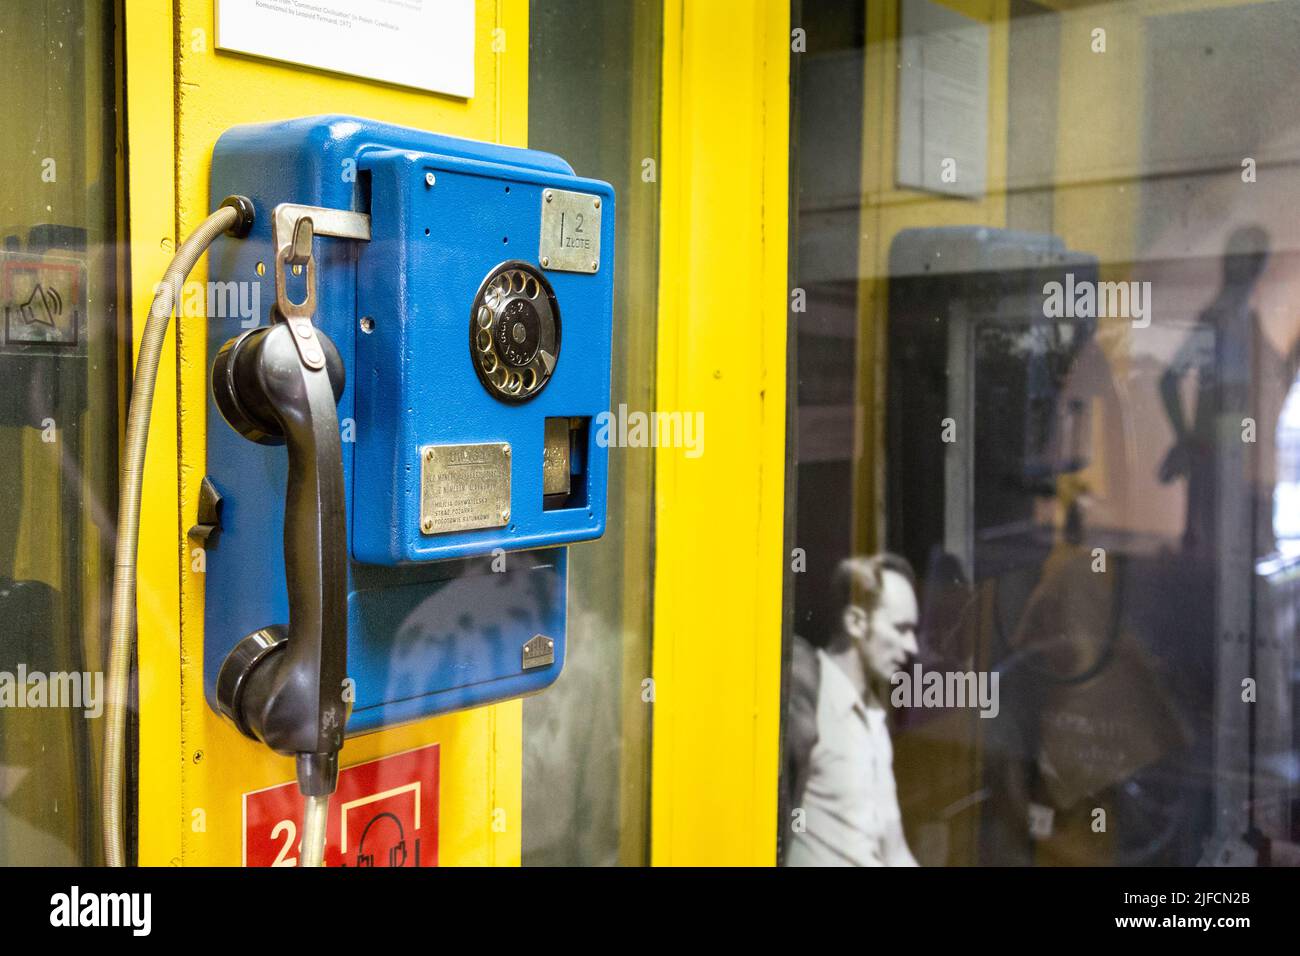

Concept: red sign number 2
[[243, 743, 440, 867]]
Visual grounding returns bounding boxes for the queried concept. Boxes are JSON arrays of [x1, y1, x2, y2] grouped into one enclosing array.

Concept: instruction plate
[[419, 442, 511, 535], [539, 189, 602, 273]]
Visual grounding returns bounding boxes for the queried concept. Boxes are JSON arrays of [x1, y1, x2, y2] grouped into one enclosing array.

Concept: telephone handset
[[210, 318, 347, 797], [209, 215, 349, 865]]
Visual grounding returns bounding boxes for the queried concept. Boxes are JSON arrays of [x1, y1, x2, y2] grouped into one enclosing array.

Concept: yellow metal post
[[124, 0, 182, 867], [651, 0, 790, 866]]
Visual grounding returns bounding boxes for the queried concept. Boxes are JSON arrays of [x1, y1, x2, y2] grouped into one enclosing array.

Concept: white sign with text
[[216, 0, 475, 98]]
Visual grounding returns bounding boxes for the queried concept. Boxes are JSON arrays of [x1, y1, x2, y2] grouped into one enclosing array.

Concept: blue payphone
[[192, 116, 613, 858]]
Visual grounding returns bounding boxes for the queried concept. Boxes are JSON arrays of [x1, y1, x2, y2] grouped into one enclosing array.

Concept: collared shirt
[[785, 649, 916, 867]]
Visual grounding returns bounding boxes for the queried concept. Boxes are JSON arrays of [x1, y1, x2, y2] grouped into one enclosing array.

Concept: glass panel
[[783, 0, 1300, 867], [0, 0, 122, 865], [523, 0, 660, 866]]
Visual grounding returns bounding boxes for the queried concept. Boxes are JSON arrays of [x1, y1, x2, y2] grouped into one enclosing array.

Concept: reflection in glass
[[782, 0, 1300, 867], [523, 0, 660, 866], [0, 0, 121, 864]]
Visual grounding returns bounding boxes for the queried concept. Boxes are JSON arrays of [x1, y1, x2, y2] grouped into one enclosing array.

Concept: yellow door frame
[[651, 0, 790, 866], [125, 0, 791, 866]]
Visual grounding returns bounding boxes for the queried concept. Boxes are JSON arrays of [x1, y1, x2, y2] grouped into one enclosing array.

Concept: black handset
[[210, 318, 348, 798]]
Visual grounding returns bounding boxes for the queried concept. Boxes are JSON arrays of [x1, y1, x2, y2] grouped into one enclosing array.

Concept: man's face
[[844, 569, 919, 682]]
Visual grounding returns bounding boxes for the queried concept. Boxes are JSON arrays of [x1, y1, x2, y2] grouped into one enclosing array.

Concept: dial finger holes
[[471, 261, 559, 403]]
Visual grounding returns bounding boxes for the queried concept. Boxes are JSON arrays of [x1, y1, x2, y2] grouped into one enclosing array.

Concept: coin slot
[[543, 417, 589, 512]]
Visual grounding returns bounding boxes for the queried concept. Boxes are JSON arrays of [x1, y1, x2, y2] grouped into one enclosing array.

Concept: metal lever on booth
[[209, 210, 359, 863]]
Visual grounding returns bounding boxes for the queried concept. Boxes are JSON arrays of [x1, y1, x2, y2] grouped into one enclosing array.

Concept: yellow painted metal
[[127, 0, 529, 865], [125, 0, 182, 868], [651, 0, 789, 866]]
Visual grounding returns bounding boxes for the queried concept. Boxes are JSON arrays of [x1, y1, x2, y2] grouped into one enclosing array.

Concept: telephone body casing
[[203, 115, 614, 733]]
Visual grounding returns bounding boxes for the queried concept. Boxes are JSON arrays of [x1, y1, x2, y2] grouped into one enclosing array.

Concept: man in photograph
[[784, 553, 920, 867]]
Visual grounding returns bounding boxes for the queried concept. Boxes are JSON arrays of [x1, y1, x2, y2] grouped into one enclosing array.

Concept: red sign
[[243, 743, 440, 867]]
